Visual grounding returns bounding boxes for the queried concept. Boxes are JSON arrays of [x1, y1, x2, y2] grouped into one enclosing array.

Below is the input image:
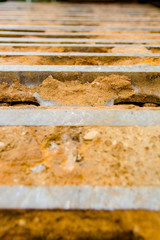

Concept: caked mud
[[0, 126, 160, 186]]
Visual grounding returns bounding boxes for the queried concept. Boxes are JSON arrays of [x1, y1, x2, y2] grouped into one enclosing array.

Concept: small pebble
[[75, 154, 82, 162], [19, 219, 26, 226], [83, 130, 99, 140], [112, 140, 117, 146], [31, 164, 46, 173], [21, 131, 28, 135], [48, 141, 58, 150], [13, 179, 18, 183], [19, 91, 25, 95], [91, 82, 100, 86], [34, 217, 40, 223], [0, 142, 5, 148]]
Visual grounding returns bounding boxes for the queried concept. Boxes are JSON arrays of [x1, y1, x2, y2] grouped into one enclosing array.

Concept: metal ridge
[[0, 109, 160, 126], [0, 186, 159, 210]]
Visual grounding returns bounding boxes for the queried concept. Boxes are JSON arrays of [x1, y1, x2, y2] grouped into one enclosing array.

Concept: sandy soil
[[109, 46, 152, 54], [0, 126, 160, 186], [0, 46, 159, 53], [0, 21, 159, 27], [0, 210, 159, 240], [1, 34, 159, 40], [31, 75, 134, 106], [0, 55, 159, 66], [0, 75, 135, 107], [0, 75, 159, 107]]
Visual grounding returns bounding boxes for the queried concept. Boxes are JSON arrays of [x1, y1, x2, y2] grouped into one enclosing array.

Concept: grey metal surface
[[0, 65, 159, 72], [0, 186, 159, 210], [0, 37, 159, 44], [0, 43, 159, 48], [0, 31, 160, 37], [0, 109, 160, 126], [0, 17, 160, 22], [0, 52, 159, 57], [1, 13, 159, 18], [0, 25, 159, 32], [0, 65, 159, 85], [0, 10, 159, 18]]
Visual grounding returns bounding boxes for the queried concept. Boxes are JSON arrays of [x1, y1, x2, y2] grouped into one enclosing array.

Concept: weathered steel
[[0, 17, 160, 22], [0, 31, 160, 38], [0, 109, 160, 126], [0, 25, 159, 32], [0, 37, 159, 44], [0, 186, 159, 210], [0, 65, 159, 72], [0, 65, 159, 90], [0, 65, 159, 85], [0, 43, 159, 48], [0, 52, 159, 57]]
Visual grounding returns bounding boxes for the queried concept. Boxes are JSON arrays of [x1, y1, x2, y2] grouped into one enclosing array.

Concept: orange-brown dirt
[[0, 75, 135, 106], [85, 30, 160, 34], [0, 210, 160, 240], [1, 21, 159, 27], [2, 34, 159, 40], [0, 56, 159, 66], [0, 80, 37, 105], [96, 35, 160, 40], [0, 75, 160, 107], [0, 46, 159, 53], [108, 46, 152, 54], [30, 75, 133, 106], [0, 126, 160, 186], [0, 46, 66, 52]]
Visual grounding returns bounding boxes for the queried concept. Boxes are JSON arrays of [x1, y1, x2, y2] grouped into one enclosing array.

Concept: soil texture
[[0, 126, 160, 186], [0, 210, 159, 240]]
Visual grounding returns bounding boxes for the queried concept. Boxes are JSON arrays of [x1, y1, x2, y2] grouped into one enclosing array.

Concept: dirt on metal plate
[[0, 55, 160, 66], [0, 209, 160, 240], [0, 74, 160, 107], [0, 45, 159, 53], [0, 125, 160, 186]]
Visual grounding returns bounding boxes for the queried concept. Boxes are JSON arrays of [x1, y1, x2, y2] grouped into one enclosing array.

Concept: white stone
[[19, 219, 26, 226], [31, 164, 46, 173], [48, 141, 58, 150], [112, 140, 117, 146], [0, 142, 5, 148], [21, 131, 28, 135], [83, 130, 99, 140]]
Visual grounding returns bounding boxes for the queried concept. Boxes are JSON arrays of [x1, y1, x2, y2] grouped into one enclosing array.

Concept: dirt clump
[[68, 57, 160, 66], [0, 55, 160, 65], [109, 46, 152, 54], [0, 79, 38, 106], [0, 46, 65, 52], [0, 75, 134, 107], [30, 74, 134, 106]]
